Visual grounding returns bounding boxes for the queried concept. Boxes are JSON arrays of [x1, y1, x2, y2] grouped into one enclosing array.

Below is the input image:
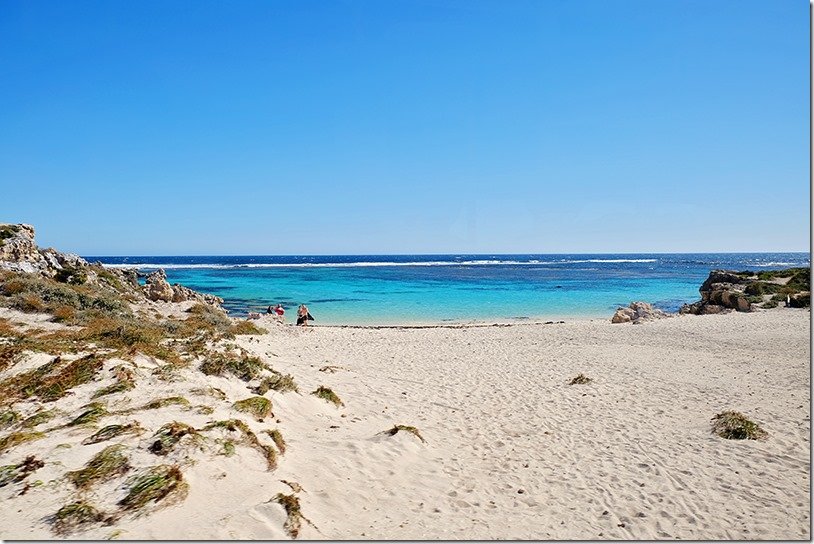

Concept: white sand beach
[[0, 307, 809, 540]]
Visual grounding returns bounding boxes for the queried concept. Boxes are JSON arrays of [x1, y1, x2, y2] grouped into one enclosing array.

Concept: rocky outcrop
[[143, 269, 223, 306], [611, 301, 670, 324], [680, 269, 753, 315], [0, 223, 222, 307]]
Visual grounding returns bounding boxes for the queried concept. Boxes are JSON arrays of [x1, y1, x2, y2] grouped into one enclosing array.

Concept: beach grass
[[82, 423, 141, 445], [53, 501, 105, 534], [312, 386, 343, 407], [0, 431, 46, 454], [67, 402, 107, 427], [119, 465, 188, 512], [67, 444, 130, 488], [233, 396, 273, 421], [254, 373, 299, 394], [148, 422, 200, 455]]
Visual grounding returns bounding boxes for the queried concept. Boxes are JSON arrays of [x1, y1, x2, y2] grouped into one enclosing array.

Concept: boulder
[[681, 269, 753, 314], [143, 269, 175, 302], [611, 301, 670, 324]]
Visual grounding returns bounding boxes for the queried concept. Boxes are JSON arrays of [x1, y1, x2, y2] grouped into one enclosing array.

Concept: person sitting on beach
[[274, 304, 285, 317], [296, 303, 313, 326]]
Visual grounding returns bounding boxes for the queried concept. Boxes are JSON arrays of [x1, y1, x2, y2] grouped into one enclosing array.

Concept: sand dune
[[0, 308, 809, 540]]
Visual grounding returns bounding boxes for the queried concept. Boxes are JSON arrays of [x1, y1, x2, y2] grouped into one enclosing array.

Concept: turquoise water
[[91, 253, 810, 325]]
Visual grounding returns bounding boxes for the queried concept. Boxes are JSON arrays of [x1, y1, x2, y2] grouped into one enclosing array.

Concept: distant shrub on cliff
[[0, 271, 130, 322]]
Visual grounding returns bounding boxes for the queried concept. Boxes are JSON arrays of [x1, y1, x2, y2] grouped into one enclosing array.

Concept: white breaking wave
[[751, 261, 807, 267], [100, 258, 659, 270]]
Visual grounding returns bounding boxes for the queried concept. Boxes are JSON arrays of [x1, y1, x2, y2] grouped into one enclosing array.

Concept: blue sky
[[0, 0, 809, 255]]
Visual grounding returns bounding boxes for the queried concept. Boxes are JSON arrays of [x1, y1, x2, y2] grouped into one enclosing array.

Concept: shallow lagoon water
[[91, 253, 810, 325]]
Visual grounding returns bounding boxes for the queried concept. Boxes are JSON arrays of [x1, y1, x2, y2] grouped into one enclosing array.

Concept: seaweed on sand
[[233, 396, 273, 421], [265, 429, 286, 454], [0, 455, 45, 488], [203, 419, 277, 470], [67, 444, 130, 488], [118, 465, 188, 512], [272, 493, 315, 539], [384, 424, 426, 443], [82, 423, 142, 445], [67, 402, 107, 427], [254, 373, 298, 394], [568, 373, 592, 385], [311, 386, 343, 407], [52, 501, 105, 534], [711, 411, 768, 440], [148, 422, 200, 455], [0, 431, 46, 454]]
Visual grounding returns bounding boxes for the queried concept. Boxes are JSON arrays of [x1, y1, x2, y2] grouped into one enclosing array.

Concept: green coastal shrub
[[711, 411, 767, 440]]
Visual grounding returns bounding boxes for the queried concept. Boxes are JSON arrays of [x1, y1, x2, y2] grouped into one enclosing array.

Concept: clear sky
[[0, 0, 809, 255]]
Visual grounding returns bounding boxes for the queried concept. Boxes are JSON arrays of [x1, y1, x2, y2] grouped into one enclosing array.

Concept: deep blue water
[[87, 253, 810, 325]]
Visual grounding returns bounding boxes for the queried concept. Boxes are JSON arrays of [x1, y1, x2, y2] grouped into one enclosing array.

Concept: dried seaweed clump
[[82, 423, 141, 445], [569, 373, 592, 385], [53, 501, 105, 535], [119, 465, 188, 512], [312, 386, 343, 407], [0, 409, 19, 431], [20, 409, 57, 429], [266, 429, 286, 454], [254, 373, 298, 394], [0, 455, 45, 488], [139, 396, 191, 411], [67, 444, 130, 488], [385, 424, 426, 443], [0, 431, 46, 454], [203, 419, 277, 470], [711, 411, 768, 440], [199, 350, 267, 381], [233, 396, 273, 421], [91, 379, 135, 399], [68, 402, 108, 427], [148, 422, 200, 455], [273, 493, 308, 539]]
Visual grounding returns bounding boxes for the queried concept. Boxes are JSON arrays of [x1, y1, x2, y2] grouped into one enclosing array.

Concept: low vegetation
[[91, 379, 135, 399], [148, 422, 200, 455], [203, 419, 277, 470], [0, 455, 44, 488], [0, 354, 104, 403], [569, 373, 592, 385], [82, 423, 141, 445], [233, 396, 273, 421], [20, 409, 57, 428], [273, 493, 308, 539], [266, 429, 286, 454], [119, 464, 188, 512], [67, 444, 130, 488], [67, 402, 107, 426], [312, 386, 343, 407], [53, 501, 105, 535], [200, 350, 268, 381], [711, 411, 768, 440], [254, 373, 298, 394], [0, 431, 45, 454], [385, 424, 426, 443]]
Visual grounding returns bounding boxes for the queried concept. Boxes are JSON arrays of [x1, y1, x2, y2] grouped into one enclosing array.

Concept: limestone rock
[[611, 301, 670, 324], [681, 269, 753, 314], [143, 269, 175, 302]]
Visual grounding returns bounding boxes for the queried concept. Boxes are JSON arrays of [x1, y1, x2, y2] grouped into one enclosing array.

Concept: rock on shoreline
[[0, 223, 223, 307]]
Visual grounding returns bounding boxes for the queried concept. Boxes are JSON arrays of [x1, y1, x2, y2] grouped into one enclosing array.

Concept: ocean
[[89, 253, 810, 325]]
